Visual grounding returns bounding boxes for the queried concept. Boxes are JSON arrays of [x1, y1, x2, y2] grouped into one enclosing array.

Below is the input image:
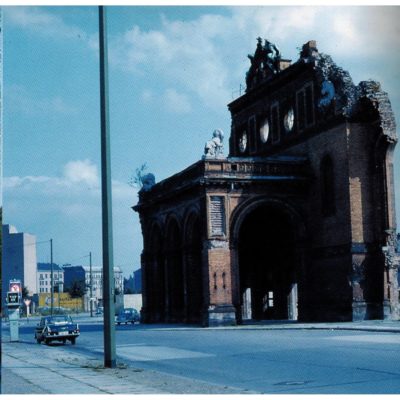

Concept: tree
[[128, 163, 148, 189], [22, 286, 29, 299]]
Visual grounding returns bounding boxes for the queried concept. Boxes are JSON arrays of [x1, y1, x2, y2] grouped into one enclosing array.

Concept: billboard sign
[[9, 280, 22, 293], [7, 291, 20, 306]]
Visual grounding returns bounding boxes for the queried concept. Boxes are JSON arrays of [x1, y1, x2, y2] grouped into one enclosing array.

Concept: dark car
[[34, 315, 80, 345], [115, 308, 140, 325]]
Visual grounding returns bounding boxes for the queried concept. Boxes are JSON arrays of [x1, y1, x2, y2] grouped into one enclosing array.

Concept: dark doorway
[[150, 226, 165, 322], [238, 204, 298, 321], [185, 216, 203, 323], [166, 220, 184, 322]]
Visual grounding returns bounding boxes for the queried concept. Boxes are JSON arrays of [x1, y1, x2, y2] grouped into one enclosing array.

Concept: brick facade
[[134, 40, 399, 326]]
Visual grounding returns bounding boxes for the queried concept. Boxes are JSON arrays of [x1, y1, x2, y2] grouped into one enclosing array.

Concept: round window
[[260, 118, 269, 143], [239, 131, 247, 153], [284, 108, 294, 133]]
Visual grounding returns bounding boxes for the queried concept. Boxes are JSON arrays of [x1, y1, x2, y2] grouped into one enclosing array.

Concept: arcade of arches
[[143, 215, 203, 324]]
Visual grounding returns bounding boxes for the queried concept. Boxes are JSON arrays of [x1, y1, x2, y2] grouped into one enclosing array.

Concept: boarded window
[[210, 196, 226, 236]]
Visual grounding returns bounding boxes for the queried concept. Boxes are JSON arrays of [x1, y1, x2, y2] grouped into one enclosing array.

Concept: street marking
[[328, 335, 400, 344]]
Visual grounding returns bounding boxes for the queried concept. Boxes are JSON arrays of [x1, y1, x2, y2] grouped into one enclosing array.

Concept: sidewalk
[[2, 319, 399, 394], [1, 340, 254, 394]]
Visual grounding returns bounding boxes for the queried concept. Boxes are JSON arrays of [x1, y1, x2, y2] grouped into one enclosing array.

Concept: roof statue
[[203, 129, 224, 159], [140, 173, 156, 191], [246, 37, 281, 91]]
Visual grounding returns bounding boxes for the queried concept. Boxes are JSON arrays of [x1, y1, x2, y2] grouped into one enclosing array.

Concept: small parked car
[[34, 315, 80, 345], [115, 308, 140, 325]]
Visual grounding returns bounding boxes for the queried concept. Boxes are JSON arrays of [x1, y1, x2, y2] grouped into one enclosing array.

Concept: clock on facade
[[260, 118, 269, 143], [283, 108, 294, 132], [239, 131, 248, 153]]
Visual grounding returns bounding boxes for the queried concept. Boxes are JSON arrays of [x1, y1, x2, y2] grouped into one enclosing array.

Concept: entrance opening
[[166, 220, 184, 322], [150, 226, 165, 322], [185, 216, 203, 323], [238, 204, 298, 321]]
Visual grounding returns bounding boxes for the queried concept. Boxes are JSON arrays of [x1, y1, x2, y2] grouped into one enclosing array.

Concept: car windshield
[[46, 315, 72, 325]]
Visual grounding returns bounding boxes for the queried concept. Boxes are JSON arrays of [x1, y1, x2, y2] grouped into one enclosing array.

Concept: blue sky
[[4, 5, 400, 277]]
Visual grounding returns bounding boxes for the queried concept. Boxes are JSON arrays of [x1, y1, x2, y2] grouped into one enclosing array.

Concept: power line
[[4, 239, 51, 249]]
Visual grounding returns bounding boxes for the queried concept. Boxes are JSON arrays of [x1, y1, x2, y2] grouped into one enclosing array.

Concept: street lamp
[[99, 5, 116, 368]]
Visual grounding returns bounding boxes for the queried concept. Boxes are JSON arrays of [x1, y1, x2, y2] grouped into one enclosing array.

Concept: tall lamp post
[[99, 5, 116, 369], [50, 238, 53, 316]]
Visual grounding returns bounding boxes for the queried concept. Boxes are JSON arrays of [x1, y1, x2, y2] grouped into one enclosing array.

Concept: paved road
[[4, 316, 400, 394]]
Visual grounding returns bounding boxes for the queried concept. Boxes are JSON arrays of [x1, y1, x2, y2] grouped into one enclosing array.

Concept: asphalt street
[[3, 315, 400, 394]]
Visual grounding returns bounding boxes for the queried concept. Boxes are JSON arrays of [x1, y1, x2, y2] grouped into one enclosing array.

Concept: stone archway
[[184, 213, 203, 323], [165, 218, 185, 322], [233, 200, 304, 322], [149, 224, 165, 322]]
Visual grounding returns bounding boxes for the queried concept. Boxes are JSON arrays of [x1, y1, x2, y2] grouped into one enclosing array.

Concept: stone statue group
[[204, 129, 224, 159]]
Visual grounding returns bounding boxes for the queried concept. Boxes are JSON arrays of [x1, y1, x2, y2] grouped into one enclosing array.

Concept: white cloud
[[164, 88, 192, 114], [9, 6, 400, 114], [5, 7, 89, 42], [4, 159, 136, 204], [109, 13, 232, 109], [63, 159, 99, 188]]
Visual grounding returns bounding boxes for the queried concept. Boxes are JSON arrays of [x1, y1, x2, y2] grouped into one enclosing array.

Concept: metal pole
[[90, 252, 93, 317], [99, 5, 116, 368], [50, 238, 53, 316]]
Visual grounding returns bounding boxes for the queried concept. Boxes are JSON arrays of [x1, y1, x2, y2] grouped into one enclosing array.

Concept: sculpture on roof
[[246, 38, 281, 91], [203, 129, 224, 159], [140, 173, 156, 191]]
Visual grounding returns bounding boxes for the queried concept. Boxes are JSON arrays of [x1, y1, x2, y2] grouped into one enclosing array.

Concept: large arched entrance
[[149, 225, 165, 322], [237, 203, 299, 321]]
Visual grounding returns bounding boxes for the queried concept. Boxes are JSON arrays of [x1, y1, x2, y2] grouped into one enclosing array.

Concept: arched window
[[320, 155, 335, 216]]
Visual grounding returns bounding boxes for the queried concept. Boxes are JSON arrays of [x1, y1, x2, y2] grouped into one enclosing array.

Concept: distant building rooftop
[[37, 262, 63, 272]]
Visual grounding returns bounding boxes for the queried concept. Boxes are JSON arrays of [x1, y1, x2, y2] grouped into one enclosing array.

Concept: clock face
[[260, 118, 269, 143], [284, 108, 294, 132], [239, 131, 247, 153]]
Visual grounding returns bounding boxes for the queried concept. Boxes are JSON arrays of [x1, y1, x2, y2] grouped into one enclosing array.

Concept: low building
[[37, 263, 64, 293], [63, 264, 123, 309], [2, 224, 37, 308]]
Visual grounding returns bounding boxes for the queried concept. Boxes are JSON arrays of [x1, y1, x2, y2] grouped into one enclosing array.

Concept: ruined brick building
[[133, 39, 399, 326]]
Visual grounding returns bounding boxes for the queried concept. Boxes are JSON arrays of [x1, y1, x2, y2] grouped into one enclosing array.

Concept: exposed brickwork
[[134, 40, 399, 326]]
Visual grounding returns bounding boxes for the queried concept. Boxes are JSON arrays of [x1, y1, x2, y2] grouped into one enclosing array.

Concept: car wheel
[[62, 339, 66, 344], [36, 338, 41, 344], [45, 338, 50, 345]]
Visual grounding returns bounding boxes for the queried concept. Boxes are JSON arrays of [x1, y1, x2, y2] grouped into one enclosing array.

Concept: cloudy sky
[[4, 5, 400, 276]]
